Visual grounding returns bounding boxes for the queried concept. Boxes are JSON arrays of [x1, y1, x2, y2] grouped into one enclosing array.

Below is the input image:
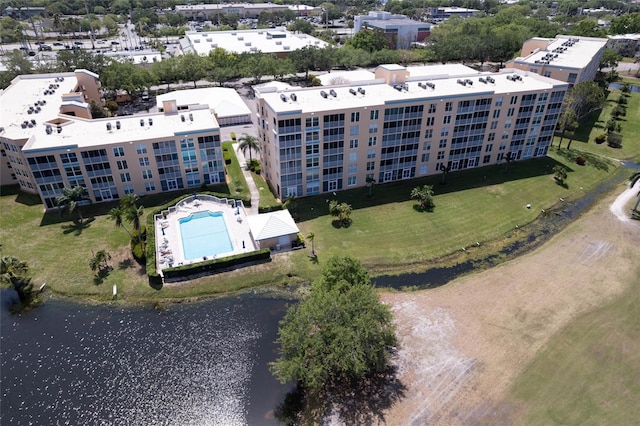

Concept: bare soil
[[380, 180, 640, 425]]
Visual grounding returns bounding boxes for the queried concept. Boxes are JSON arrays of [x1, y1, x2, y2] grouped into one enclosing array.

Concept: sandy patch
[[381, 180, 640, 425]]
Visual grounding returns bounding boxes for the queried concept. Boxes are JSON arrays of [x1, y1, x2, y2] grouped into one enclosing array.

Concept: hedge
[[162, 248, 271, 281]]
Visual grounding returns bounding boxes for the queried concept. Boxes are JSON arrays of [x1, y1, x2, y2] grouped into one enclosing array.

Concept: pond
[[0, 294, 291, 425]]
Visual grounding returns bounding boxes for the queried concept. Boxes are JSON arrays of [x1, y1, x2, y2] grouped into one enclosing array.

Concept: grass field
[[508, 272, 640, 425]]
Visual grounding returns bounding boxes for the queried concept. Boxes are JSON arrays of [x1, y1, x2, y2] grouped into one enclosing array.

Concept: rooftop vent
[[329, 89, 337, 97], [479, 77, 487, 84], [107, 122, 112, 131], [457, 79, 467, 86], [115, 121, 120, 130], [57, 126, 62, 134], [189, 113, 193, 121], [148, 118, 153, 126], [181, 115, 185, 122], [485, 76, 495, 84], [320, 90, 328, 98], [349, 88, 357, 95], [140, 119, 145, 127], [280, 93, 288, 102], [290, 93, 297, 102], [46, 125, 52, 135], [358, 87, 366, 95], [31, 119, 36, 125], [20, 122, 27, 129], [426, 82, 435, 89], [464, 79, 473, 86], [394, 84, 404, 91]]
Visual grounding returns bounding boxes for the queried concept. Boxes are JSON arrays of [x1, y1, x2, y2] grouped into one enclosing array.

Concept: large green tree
[[271, 256, 397, 415], [56, 186, 90, 223]]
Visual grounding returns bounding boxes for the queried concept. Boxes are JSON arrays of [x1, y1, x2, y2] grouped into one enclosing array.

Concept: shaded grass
[[252, 170, 280, 210], [222, 141, 250, 202], [554, 88, 640, 161], [508, 267, 640, 425]]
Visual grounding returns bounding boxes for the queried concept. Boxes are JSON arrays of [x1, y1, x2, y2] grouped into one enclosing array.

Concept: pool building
[[155, 194, 299, 274]]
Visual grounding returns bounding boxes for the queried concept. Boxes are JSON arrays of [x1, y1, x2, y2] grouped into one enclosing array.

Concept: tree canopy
[[271, 256, 397, 407]]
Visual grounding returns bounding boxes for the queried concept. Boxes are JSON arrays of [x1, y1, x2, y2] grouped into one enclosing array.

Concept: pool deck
[[156, 197, 257, 272]]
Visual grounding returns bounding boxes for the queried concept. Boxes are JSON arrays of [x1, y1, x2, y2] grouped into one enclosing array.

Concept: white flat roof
[[183, 29, 328, 55], [156, 87, 251, 119], [259, 68, 568, 115], [516, 35, 608, 69], [2, 72, 220, 152], [318, 69, 376, 86], [406, 63, 478, 78]]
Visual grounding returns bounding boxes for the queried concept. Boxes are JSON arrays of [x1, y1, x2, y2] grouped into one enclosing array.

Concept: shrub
[[607, 133, 623, 148], [253, 165, 261, 175], [162, 249, 271, 281], [223, 151, 232, 164], [230, 132, 236, 141], [105, 100, 118, 112], [576, 156, 586, 166], [594, 133, 607, 144]]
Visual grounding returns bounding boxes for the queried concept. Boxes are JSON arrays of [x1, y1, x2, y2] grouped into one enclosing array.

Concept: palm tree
[[440, 164, 451, 184], [307, 232, 316, 256], [411, 184, 436, 211], [108, 206, 133, 239], [365, 176, 376, 198], [0, 256, 34, 304], [89, 250, 111, 275], [109, 194, 144, 243], [56, 186, 89, 223], [237, 133, 260, 164], [283, 195, 297, 215], [503, 152, 515, 173]]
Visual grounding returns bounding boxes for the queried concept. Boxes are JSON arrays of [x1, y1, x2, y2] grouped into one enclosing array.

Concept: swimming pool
[[179, 211, 233, 261]]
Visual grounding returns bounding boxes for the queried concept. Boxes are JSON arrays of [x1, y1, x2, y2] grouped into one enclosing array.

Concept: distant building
[[1, 71, 225, 209], [505, 35, 608, 86], [427, 7, 479, 22], [2, 6, 45, 19], [174, 3, 321, 20], [181, 28, 327, 57], [155, 88, 252, 126], [254, 64, 568, 200], [607, 34, 640, 57], [353, 11, 430, 49]]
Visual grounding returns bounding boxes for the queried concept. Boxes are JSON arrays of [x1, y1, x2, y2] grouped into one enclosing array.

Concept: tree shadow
[[308, 254, 319, 264], [331, 219, 352, 228], [275, 365, 406, 425], [93, 266, 112, 285], [554, 179, 569, 189], [412, 204, 435, 213], [553, 147, 613, 172], [118, 258, 135, 270], [61, 217, 95, 235]]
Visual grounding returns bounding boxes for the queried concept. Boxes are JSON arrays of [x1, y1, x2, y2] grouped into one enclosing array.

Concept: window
[[428, 104, 436, 114], [368, 136, 377, 146], [366, 161, 375, 171], [120, 172, 131, 182], [543, 71, 552, 78], [507, 108, 515, 117], [488, 133, 495, 142], [367, 149, 376, 159], [348, 164, 357, 174], [419, 165, 428, 175], [505, 119, 512, 128], [425, 117, 434, 126], [306, 116, 319, 127], [306, 157, 319, 168], [440, 128, 449, 137], [499, 143, 506, 151], [123, 185, 135, 194], [443, 115, 451, 125], [445, 102, 452, 112], [116, 160, 128, 170], [491, 121, 498, 130], [568, 73, 577, 83], [493, 109, 500, 119], [485, 144, 493, 152], [370, 110, 379, 120], [349, 139, 359, 149], [495, 97, 503, 107], [136, 144, 147, 154], [437, 151, 445, 160], [351, 112, 360, 122], [421, 153, 430, 162], [439, 139, 447, 148], [502, 132, 509, 140], [349, 152, 357, 162], [350, 125, 359, 136], [423, 142, 431, 151], [510, 95, 518, 105], [347, 176, 356, 186], [145, 182, 156, 192], [424, 129, 433, 139], [483, 155, 491, 164], [113, 147, 125, 157], [142, 170, 153, 179], [369, 123, 378, 134], [139, 157, 150, 167]]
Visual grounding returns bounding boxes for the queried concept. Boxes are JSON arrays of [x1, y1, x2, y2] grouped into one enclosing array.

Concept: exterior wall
[[256, 76, 567, 200], [1, 137, 29, 187], [20, 125, 224, 210], [520, 38, 553, 56]]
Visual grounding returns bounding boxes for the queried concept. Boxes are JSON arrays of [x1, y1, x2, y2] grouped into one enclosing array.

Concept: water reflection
[[1, 293, 290, 425]]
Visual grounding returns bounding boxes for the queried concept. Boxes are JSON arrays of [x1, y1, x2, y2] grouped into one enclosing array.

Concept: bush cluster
[[576, 156, 586, 166], [162, 249, 271, 281]]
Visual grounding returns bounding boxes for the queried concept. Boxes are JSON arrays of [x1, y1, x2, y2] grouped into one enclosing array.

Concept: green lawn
[[508, 270, 640, 425]]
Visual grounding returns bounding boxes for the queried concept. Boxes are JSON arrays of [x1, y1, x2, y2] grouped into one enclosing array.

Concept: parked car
[[38, 44, 52, 51], [73, 41, 83, 45], [53, 42, 63, 46], [28, 51, 36, 56], [111, 41, 120, 45]]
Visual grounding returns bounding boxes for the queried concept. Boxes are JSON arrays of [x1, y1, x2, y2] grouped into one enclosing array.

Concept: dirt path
[[381, 180, 640, 425]]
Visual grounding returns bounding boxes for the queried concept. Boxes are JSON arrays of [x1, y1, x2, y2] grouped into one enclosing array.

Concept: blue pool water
[[179, 211, 233, 260]]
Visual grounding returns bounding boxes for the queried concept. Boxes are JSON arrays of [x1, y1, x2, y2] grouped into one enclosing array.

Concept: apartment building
[[506, 35, 608, 85], [255, 65, 569, 200], [1, 70, 225, 209]]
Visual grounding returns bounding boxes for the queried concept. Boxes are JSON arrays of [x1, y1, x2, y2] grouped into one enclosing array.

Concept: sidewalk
[[232, 142, 260, 216]]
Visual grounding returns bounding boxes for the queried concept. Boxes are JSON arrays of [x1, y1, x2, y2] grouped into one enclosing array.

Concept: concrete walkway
[[232, 143, 261, 216]]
